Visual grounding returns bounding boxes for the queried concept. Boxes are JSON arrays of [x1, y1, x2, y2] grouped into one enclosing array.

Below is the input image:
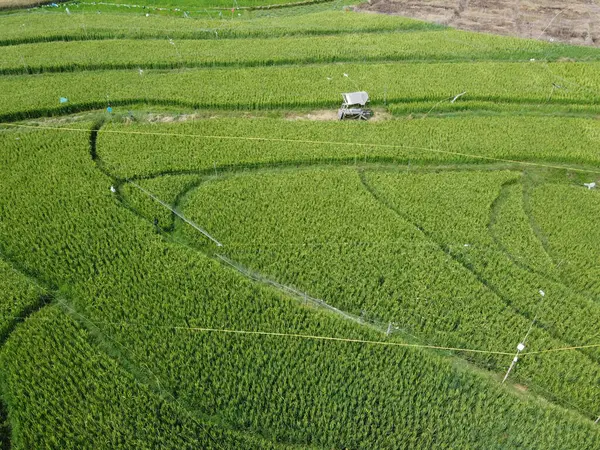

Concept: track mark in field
[[165, 177, 208, 233], [0, 253, 57, 348], [486, 179, 600, 310], [89, 119, 105, 166], [514, 0, 523, 35], [115, 162, 559, 238], [0, 398, 10, 450], [452, 0, 469, 21], [56, 300, 226, 449], [214, 254, 388, 333], [0, 249, 56, 348], [358, 168, 600, 367], [0, 257, 55, 450], [521, 173, 565, 277], [0, 292, 54, 348], [520, 174, 600, 303], [487, 178, 559, 282]]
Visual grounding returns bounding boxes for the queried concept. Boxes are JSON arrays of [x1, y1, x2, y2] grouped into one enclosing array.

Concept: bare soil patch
[[286, 108, 392, 121], [357, 0, 600, 47], [286, 109, 340, 121], [0, 0, 59, 9], [514, 383, 529, 392]]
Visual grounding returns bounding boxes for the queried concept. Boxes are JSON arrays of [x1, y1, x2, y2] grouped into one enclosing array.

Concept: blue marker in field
[[59, 97, 68, 104], [107, 106, 113, 113]]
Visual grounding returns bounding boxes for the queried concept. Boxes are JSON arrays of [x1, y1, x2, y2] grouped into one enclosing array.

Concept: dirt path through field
[[357, 0, 600, 46]]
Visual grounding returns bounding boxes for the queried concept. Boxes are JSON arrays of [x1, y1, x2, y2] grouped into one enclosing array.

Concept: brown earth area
[[357, 0, 600, 46], [286, 108, 392, 121], [0, 0, 55, 9]]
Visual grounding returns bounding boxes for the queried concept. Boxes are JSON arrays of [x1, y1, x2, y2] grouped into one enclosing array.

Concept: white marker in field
[[502, 289, 545, 383], [451, 91, 467, 103], [502, 342, 526, 383]]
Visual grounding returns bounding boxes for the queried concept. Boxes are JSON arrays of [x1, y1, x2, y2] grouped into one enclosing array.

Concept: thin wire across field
[[3, 122, 600, 175]]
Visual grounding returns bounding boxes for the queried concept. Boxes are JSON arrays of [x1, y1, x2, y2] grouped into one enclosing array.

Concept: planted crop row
[[95, 116, 600, 179], [0, 10, 437, 45], [3, 29, 600, 75], [2, 61, 600, 121], [388, 99, 600, 117], [2, 119, 600, 447]]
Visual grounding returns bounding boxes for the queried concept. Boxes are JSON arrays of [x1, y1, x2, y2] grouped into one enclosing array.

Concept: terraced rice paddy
[[1, 1, 599, 448]]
